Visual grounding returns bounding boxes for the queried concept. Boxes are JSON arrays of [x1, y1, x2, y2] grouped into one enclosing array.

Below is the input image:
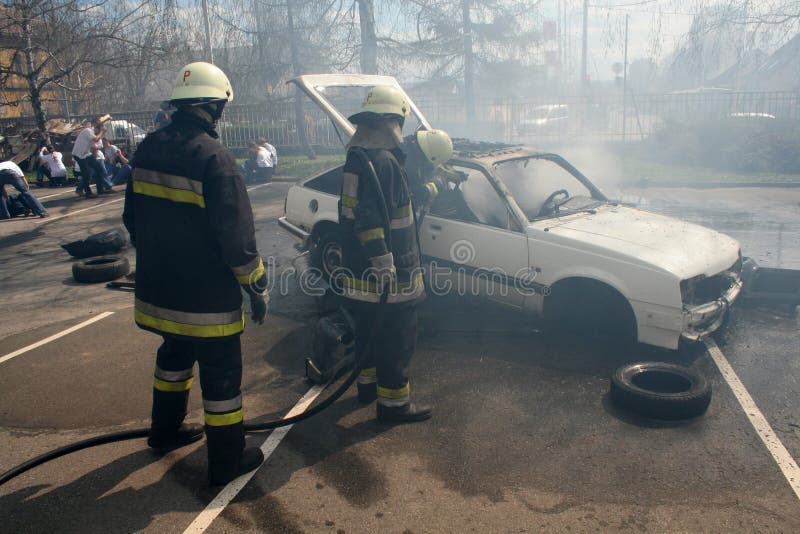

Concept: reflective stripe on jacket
[[123, 111, 265, 339]]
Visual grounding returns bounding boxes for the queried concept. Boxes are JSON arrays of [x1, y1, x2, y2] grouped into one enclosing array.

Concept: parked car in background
[[107, 120, 146, 151], [279, 74, 743, 350], [517, 104, 570, 135]]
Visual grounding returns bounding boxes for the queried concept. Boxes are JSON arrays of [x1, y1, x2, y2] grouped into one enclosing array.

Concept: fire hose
[[0, 148, 393, 487]]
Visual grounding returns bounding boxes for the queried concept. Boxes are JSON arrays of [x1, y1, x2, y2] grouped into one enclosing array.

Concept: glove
[[249, 293, 268, 324], [370, 252, 396, 290]]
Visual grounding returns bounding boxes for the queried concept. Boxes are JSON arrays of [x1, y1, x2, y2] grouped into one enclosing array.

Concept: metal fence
[[3, 91, 799, 154]]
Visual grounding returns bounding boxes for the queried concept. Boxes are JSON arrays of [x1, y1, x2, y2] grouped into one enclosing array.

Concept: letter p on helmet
[[183, 70, 191, 82]]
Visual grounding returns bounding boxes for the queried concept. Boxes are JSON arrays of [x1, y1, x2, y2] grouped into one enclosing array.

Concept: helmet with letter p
[[348, 86, 409, 125], [169, 62, 233, 106]]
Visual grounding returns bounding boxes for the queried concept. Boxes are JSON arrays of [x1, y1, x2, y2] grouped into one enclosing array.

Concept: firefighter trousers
[[152, 335, 245, 479], [353, 303, 418, 407]]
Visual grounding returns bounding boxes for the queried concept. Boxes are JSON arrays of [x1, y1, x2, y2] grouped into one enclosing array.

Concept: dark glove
[[249, 293, 268, 324]]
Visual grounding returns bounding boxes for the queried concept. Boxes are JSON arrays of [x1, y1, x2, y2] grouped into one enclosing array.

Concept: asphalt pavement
[[1, 182, 798, 533]]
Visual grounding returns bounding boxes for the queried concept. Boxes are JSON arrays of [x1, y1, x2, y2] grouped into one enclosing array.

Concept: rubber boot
[[149, 389, 200, 452], [377, 402, 432, 423], [357, 382, 377, 404], [206, 422, 264, 486], [148, 423, 204, 452]]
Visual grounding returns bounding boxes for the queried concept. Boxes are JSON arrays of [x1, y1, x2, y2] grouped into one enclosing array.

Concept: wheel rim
[[321, 241, 342, 278]]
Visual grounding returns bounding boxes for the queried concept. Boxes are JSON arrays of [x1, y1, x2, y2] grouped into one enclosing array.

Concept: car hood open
[[530, 204, 740, 279]]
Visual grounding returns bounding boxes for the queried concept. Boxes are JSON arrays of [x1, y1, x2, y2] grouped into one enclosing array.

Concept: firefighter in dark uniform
[[403, 129, 455, 211], [338, 87, 453, 423], [123, 62, 268, 485]]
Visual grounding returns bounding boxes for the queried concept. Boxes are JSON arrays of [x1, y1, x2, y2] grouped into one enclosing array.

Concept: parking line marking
[[38, 190, 74, 201], [0, 312, 115, 365], [37, 197, 124, 223], [246, 183, 271, 193], [705, 338, 800, 501], [183, 384, 325, 534]]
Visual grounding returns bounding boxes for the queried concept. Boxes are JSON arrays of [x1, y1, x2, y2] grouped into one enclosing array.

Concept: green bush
[[639, 117, 800, 174]]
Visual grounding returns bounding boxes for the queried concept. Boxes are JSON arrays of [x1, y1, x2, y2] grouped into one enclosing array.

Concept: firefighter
[[339, 86, 445, 423], [403, 129, 455, 209], [123, 62, 268, 485]]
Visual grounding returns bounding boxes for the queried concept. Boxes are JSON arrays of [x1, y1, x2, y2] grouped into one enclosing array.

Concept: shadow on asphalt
[[1, 448, 213, 534]]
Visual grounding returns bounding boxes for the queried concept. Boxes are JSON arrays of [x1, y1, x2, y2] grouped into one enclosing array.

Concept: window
[[431, 166, 512, 230], [494, 158, 595, 220], [305, 165, 344, 195]]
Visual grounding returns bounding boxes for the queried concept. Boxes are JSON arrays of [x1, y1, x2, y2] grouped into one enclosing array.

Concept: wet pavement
[[0, 181, 798, 532]]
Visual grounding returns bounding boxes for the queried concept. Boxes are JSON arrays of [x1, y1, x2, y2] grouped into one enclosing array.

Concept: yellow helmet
[[348, 86, 409, 124], [416, 129, 453, 165], [170, 62, 233, 104]]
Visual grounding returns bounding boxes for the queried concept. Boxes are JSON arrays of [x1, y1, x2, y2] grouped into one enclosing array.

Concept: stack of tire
[[72, 256, 130, 283]]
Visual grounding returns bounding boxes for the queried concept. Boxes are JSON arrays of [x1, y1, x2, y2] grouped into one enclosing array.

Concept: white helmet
[[416, 129, 453, 165], [348, 86, 409, 124], [170, 62, 233, 104]]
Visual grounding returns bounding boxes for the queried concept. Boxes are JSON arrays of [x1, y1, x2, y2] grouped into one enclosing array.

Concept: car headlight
[[680, 275, 704, 304]]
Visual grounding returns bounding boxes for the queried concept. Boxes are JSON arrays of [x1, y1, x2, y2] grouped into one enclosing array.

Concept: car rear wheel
[[311, 229, 343, 282]]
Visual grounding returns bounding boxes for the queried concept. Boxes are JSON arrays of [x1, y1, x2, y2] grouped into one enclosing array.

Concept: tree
[[357, 0, 378, 73], [0, 0, 157, 131], [384, 0, 544, 118]]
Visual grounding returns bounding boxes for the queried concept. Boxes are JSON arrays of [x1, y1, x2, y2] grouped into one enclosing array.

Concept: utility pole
[[622, 14, 629, 141], [462, 0, 476, 121], [580, 0, 588, 91], [201, 0, 214, 64]]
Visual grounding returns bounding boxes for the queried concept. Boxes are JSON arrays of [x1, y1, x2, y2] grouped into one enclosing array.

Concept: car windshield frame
[[489, 154, 608, 222]]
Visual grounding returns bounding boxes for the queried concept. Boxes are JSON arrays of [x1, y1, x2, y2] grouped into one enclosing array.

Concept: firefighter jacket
[[339, 139, 425, 305], [123, 111, 266, 339]]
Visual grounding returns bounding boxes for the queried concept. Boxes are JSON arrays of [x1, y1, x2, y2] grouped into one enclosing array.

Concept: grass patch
[[618, 157, 800, 186], [274, 154, 343, 179]]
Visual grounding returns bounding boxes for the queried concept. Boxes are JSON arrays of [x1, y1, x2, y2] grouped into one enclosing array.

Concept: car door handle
[[429, 224, 442, 231]]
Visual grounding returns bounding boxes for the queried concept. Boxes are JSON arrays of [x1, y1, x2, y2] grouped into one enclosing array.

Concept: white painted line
[[183, 384, 325, 534], [246, 183, 271, 193], [0, 311, 115, 365], [38, 197, 124, 223], [38, 190, 75, 201], [705, 338, 800, 501]]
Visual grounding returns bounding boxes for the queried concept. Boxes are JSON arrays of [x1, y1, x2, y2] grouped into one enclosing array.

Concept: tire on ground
[[610, 362, 711, 420], [72, 255, 130, 283]]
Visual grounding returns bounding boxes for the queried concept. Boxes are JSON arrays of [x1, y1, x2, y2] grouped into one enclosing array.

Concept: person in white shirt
[[259, 137, 278, 171], [37, 145, 68, 187], [71, 117, 112, 197], [241, 141, 273, 183], [102, 138, 132, 185], [0, 160, 49, 218]]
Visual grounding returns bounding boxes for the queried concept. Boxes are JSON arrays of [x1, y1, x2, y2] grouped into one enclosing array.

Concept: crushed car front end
[[680, 255, 743, 341]]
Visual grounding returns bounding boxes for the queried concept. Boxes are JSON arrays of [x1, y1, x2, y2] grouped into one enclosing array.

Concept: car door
[[418, 165, 530, 309]]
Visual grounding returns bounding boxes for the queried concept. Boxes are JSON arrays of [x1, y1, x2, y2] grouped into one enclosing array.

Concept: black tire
[[72, 255, 130, 283], [610, 362, 711, 420], [311, 229, 343, 282]]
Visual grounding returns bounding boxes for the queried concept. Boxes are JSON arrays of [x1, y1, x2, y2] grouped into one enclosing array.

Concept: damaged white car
[[278, 74, 742, 350]]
